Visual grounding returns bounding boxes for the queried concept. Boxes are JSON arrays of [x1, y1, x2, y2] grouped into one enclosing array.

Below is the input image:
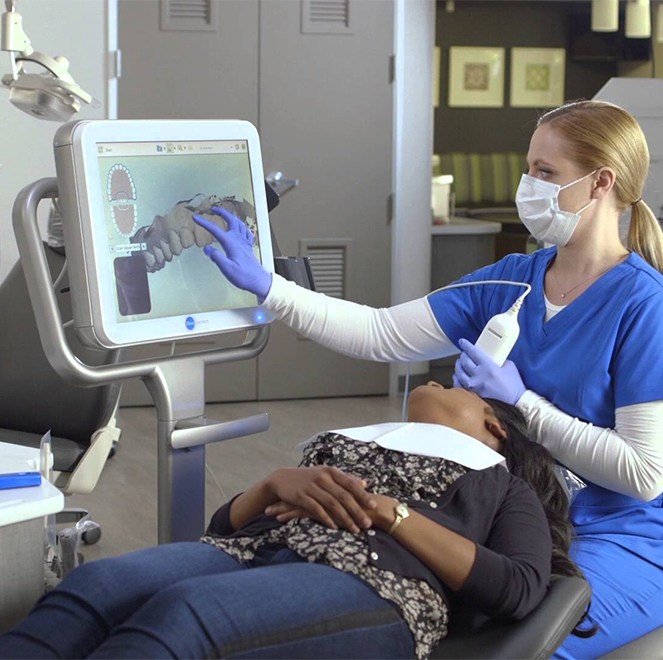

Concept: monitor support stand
[[14, 177, 271, 543]]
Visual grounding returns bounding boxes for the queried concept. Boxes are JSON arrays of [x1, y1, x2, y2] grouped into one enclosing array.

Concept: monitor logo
[[185, 316, 195, 331]]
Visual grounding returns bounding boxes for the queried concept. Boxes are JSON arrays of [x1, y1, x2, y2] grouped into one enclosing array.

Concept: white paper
[[0, 441, 40, 474], [313, 423, 506, 470]]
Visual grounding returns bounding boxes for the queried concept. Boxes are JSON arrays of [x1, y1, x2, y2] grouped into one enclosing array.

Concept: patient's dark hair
[[484, 398, 582, 580]]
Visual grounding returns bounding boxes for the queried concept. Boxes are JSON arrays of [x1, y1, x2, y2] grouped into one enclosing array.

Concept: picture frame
[[448, 46, 505, 108], [510, 47, 565, 108]]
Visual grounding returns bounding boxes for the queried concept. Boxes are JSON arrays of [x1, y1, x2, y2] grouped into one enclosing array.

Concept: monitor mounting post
[[14, 177, 271, 543]]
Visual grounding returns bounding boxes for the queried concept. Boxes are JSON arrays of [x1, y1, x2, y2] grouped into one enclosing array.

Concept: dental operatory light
[[1, 0, 96, 121]]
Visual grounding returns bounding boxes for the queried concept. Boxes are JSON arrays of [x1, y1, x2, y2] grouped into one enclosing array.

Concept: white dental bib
[[303, 423, 506, 471]]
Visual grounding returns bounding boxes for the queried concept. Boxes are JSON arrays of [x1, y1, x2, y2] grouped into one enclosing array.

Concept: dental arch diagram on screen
[[108, 164, 138, 237]]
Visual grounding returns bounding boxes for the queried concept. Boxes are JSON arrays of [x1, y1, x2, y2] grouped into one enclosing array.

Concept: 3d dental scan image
[[130, 194, 258, 274], [114, 190, 259, 317], [94, 140, 262, 324]]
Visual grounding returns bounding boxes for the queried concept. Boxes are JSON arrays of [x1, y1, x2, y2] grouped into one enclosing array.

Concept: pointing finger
[[193, 214, 225, 243], [458, 338, 490, 365], [211, 206, 241, 231]]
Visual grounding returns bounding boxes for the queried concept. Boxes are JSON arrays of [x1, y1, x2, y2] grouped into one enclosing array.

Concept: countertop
[[0, 441, 64, 527], [432, 217, 502, 235]]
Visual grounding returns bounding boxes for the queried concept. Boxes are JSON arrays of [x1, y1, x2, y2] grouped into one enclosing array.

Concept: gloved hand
[[132, 195, 257, 273], [193, 207, 272, 302], [453, 338, 526, 405]]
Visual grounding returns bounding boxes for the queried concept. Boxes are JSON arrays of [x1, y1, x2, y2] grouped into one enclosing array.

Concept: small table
[[431, 216, 502, 236], [0, 442, 64, 632]]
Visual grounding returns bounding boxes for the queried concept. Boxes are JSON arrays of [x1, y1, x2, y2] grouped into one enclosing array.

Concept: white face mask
[[515, 171, 596, 246]]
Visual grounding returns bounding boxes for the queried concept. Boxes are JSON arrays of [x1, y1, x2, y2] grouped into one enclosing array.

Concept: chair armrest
[[432, 576, 591, 660]]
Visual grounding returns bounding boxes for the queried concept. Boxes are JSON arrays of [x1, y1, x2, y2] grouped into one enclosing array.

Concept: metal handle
[[265, 170, 299, 197], [13, 177, 273, 545], [171, 413, 270, 450], [12, 177, 270, 387]]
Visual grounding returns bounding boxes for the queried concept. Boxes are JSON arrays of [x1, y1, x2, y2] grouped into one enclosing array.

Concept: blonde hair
[[539, 100, 663, 272]]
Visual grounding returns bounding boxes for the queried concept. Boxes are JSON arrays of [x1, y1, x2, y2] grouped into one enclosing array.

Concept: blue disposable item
[[194, 208, 273, 302], [453, 338, 526, 405], [0, 471, 41, 489]]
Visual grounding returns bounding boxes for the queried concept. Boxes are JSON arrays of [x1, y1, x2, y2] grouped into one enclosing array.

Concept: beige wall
[[0, 0, 109, 282]]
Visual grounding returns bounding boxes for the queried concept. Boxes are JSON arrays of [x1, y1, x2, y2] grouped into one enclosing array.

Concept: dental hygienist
[[194, 100, 663, 657]]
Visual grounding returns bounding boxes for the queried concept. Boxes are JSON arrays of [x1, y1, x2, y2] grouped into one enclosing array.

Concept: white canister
[[432, 174, 454, 224]]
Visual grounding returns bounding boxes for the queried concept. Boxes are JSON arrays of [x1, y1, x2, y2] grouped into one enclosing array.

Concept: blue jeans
[[0, 542, 414, 659]]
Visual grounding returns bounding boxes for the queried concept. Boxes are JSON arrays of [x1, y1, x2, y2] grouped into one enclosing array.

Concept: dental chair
[[603, 626, 663, 658], [431, 575, 591, 659], [0, 242, 122, 543]]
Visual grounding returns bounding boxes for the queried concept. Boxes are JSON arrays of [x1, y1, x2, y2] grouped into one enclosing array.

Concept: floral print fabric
[[202, 432, 469, 658]]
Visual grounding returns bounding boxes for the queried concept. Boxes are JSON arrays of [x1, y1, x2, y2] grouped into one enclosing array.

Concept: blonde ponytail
[[539, 100, 663, 273], [628, 200, 663, 273]]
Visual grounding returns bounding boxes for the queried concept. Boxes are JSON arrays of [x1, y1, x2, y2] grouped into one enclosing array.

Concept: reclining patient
[[0, 383, 580, 659]]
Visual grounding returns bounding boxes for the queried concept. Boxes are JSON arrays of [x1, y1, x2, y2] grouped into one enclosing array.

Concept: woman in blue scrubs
[[195, 100, 663, 657]]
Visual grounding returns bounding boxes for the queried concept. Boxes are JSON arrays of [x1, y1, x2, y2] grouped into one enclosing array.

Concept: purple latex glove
[[453, 338, 526, 405], [193, 207, 272, 302]]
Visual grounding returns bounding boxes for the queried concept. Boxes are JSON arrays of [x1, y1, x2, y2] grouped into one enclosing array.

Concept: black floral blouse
[[201, 432, 470, 658]]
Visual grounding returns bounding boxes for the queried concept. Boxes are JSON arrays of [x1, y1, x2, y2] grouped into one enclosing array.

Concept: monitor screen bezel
[[63, 119, 275, 348]]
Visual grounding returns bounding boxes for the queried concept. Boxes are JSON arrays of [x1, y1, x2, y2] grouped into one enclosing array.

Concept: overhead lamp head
[[1, 1, 96, 121], [2, 52, 94, 121]]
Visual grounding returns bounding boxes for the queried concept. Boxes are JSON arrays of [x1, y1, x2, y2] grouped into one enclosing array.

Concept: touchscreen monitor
[[54, 120, 274, 349]]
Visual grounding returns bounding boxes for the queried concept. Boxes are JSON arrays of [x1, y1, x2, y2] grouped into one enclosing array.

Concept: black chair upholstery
[[432, 576, 591, 659], [0, 244, 121, 488], [603, 626, 663, 659]]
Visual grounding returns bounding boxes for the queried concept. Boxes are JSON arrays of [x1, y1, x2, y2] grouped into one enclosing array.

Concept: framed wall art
[[448, 46, 505, 108], [510, 47, 565, 108]]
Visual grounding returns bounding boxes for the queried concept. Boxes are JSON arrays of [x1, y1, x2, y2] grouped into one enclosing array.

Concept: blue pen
[[0, 471, 42, 490]]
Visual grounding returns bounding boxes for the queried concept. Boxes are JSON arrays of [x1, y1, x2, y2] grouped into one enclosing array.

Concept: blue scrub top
[[427, 248, 663, 429], [429, 248, 663, 638]]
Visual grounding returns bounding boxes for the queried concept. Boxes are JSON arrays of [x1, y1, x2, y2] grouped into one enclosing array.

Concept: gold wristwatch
[[388, 502, 409, 535]]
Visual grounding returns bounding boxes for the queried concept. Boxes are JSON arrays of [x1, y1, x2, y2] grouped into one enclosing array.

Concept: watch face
[[396, 503, 409, 517]]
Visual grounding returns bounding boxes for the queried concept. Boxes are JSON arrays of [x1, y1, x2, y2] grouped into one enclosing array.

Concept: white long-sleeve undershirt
[[263, 275, 458, 362], [517, 391, 663, 501], [263, 275, 663, 501]]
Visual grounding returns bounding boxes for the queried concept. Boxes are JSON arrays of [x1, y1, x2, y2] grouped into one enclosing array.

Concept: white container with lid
[[432, 174, 454, 224]]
